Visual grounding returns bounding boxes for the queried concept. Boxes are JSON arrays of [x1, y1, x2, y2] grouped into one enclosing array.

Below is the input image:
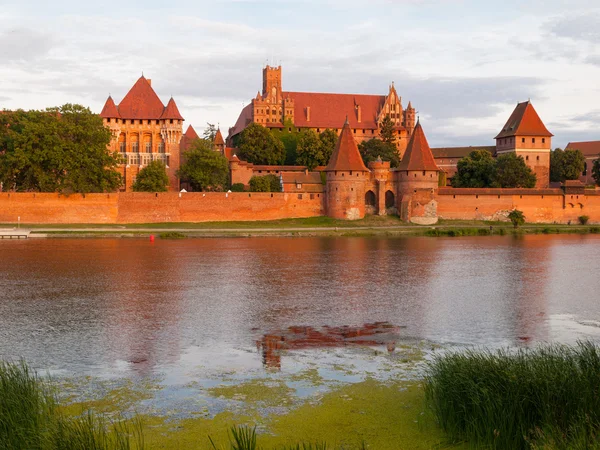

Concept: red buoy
[[149, 235, 155, 242]]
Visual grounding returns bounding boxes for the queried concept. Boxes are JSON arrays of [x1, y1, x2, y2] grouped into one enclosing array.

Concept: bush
[[159, 232, 186, 240], [133, 160, 169, 192], [424, 342, 600, 450], [230, 183, 245, 192], [508, 209, 525, 228], [579, 215, 590, 225], [248, 175, 280, 192]]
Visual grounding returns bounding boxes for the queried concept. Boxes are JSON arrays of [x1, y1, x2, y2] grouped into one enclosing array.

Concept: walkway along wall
[[0, 192, 324, 224], [436, 188, 600, 224]]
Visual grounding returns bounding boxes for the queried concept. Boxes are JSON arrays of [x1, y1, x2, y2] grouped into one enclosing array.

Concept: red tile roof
[[325, 120, 369, 172], [565, 141, 600, 157], [184, 125, 199, 140], [214, 128, 225, 145], [160, 97, 184, 120], [495, 101, 553, 139], [100, 96, 120, 119], [228, 104, 253, 138], [116, 76, 166, 120], [398, 121, 439, 172]]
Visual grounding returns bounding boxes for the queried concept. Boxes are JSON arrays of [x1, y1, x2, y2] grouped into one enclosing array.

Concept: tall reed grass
[[424, 341, 600, 449]]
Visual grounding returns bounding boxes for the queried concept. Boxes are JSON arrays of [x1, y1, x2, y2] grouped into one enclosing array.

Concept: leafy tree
[[177, 138, 229, 191], [0, 105, 122, 193], [593, 159, 600, 186], [296, 129, 325, 170], [379, 115, 396, 147], [132, 160, 169, 192], [494, 153, 537, 188], [452, 150, 497, 188], [203, 123, 218, 141], [508, 209, 525, 228], [550, 148, 585, 182], [358, 138, 400, 168], [238, 123, 285, 165], [230, 183, 245, 192], [249, 174, 280, 192], [275, 119, 298, 165], [319, 129, 337, 166]]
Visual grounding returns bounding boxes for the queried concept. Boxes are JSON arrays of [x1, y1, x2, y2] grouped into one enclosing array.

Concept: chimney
[[147, 79, 152, 86], [357, 104, 362, 123], [306, 106, 311, 122]]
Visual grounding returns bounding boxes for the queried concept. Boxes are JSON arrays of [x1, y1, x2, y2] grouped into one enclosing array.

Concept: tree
[[593, 159, 600, 186], [203, 123, 217, 141], [0, 105, 122, 193], [132, 160, 169, 192], [275, 119, 298, 165], [249, 174, 280, 192], [238, 123, 285, 165], [379, 115, 396, 147], [550, 148, 585, 183], [452, 150, 497, 188], [494, 153, 537, 188], [358, 138, 400, 168], [296, 129, 325, 170], [177, 138, 229, 191], [319, 129, 337, 165], [508, 209, 525, 228]]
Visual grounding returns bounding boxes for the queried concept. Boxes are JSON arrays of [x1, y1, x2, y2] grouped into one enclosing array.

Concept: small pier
[[0, 229, 30, 239]]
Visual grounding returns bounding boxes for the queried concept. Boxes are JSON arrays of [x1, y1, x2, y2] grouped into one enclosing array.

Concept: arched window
[[385, 191, 395, 208], [365, 190, 376, 207]]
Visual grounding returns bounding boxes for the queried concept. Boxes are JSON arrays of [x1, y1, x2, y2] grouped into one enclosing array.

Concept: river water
[[1, 235, 599, 413]]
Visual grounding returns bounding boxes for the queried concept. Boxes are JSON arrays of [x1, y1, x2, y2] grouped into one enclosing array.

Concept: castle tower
[[325, 119, 370, 220], [213, 128, 225, 154], [262, 65, 282, 103], [160, 97, 184, 190], [404, 102, 416, 131], [397, 121, 440, 224], [495, 101, 552, 188]]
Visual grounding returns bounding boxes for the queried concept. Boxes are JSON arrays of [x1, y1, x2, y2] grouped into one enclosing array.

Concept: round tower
[[325, 119, 370, 220]]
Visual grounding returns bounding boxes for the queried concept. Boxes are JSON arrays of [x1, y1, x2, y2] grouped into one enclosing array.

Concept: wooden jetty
[[0, 229, 30, 239]]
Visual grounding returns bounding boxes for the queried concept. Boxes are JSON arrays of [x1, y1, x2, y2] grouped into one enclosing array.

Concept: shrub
[[424, 342, 600, 450], [579, 215, 590, 225], [230, 183, 245, 192], [159, 232, 186, 240], [133, 160, 169, 192], [508, 209, 525, 228], [248, 175, 280, 192]]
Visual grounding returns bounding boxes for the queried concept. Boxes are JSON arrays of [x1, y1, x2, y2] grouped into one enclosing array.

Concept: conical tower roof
[[118, 76, 165, 119], [184, 125, 199, 139], [214, 128, 225, 145], [397, 121, 439, 171], [325, 119, 369, 172], [161, 97, 184, 120], [100, 96, 120, 118], [495, 101, 553, 139]]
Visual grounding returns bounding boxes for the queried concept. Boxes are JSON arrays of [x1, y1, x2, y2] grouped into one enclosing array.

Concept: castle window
[[522, 138, 525, 143], [158, 143, 165, 153], [298, 194, 303, 199], [119, 142, 126, 153], [353, 129, 356, 133], [362, 129, 365, 134], [537, 156, 540, 161], [372, 130, 375, 134], [296, 183, 302, 189], [532, 138, 536, 143], [310, 194, 315, 200], [542, 138, 546, 144], [145, 143, 151, 153], [317, 129, 320, 133], [350, 171, 353, 176], [423, 171, 426, 176], [526, 156, 529, 161], [132, 142, 139, 153], [170, 119, 174, 124]]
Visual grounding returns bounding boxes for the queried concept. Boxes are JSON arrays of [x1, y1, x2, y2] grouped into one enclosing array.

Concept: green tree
[[203, 123, 217, 141], [593, 159, 600, 186], [275, 119, 298, 165], [358, 138, 400, 168], [319, 129, 337, 166], [296, 129, 325, 170], [0, 105, 122, 193], [132, 160, 169, 192], [238, 123, 285, 165], [452, 150, 497, 188], [249, 174, 280, 192], [379, 115, 396, 147], [177, 138, 229, 191], [551, 148, 586, 183], [508, 209, 525, 228], [494, 153, 537, 188]]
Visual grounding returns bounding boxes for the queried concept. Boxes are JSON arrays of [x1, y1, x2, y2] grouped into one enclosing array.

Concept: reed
[[424, 342, 600, 449]]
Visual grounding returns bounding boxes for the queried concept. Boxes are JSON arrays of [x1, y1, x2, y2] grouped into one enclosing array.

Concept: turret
[[324, 119, 370, 220], [404, 101, 416, 131], [214, 128, 225, 154]]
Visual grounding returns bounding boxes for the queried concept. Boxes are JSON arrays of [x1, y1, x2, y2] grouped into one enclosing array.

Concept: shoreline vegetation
[[4, 342, 600, 449], [1, 216, 600, 238]]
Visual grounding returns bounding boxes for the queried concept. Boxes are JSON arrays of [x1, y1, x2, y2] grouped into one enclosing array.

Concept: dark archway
[[385, 190, 395, 209], [365, 190, 376, 207]]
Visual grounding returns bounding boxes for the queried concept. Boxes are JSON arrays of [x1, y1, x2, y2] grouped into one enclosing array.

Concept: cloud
[[549, 12, 600, 43], [0, 28, 56, 62]]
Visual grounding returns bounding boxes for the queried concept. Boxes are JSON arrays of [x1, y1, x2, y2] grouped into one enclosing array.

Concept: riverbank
[[0, 215, 598, 238]]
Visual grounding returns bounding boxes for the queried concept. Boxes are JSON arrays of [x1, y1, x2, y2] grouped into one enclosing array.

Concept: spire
[[407, 101, 413, 110], [214, 128, 225, 146], [397, 122, 439, 172], [160, 97, 184, 120], [325, 120, 369, 172], [100, 95, 120, 119]]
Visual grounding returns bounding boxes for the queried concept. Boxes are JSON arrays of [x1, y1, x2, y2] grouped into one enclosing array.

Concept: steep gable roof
[[100, 96, 120, 119], [398, 121, 439, 172], [160, 97, 184, 120], [117, 76, 166, 120], [565, 141, 600, 157], [325, 119, 369, 172], [214, 128, 225, 145], [184, 125, 199, 139], [495, 101, 553, 139]]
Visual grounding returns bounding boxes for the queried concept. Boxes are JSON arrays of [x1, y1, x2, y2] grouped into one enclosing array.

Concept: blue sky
[[1, 0, 599, 148]]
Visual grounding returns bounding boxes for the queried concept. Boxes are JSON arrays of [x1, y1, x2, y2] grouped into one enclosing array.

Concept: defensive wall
[[436, 188, 600, 224], [0, 192, 324, 224]]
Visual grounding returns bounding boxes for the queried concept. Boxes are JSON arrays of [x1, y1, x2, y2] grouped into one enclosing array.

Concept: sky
[[1, 0, 599, 148]]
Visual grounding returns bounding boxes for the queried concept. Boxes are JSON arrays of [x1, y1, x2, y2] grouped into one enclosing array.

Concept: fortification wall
[[436, 188, 600, 224], [0, 192, 324, 224]]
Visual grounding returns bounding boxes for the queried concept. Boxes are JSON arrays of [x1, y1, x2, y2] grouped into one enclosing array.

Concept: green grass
[[424, 342, 600, 449]]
